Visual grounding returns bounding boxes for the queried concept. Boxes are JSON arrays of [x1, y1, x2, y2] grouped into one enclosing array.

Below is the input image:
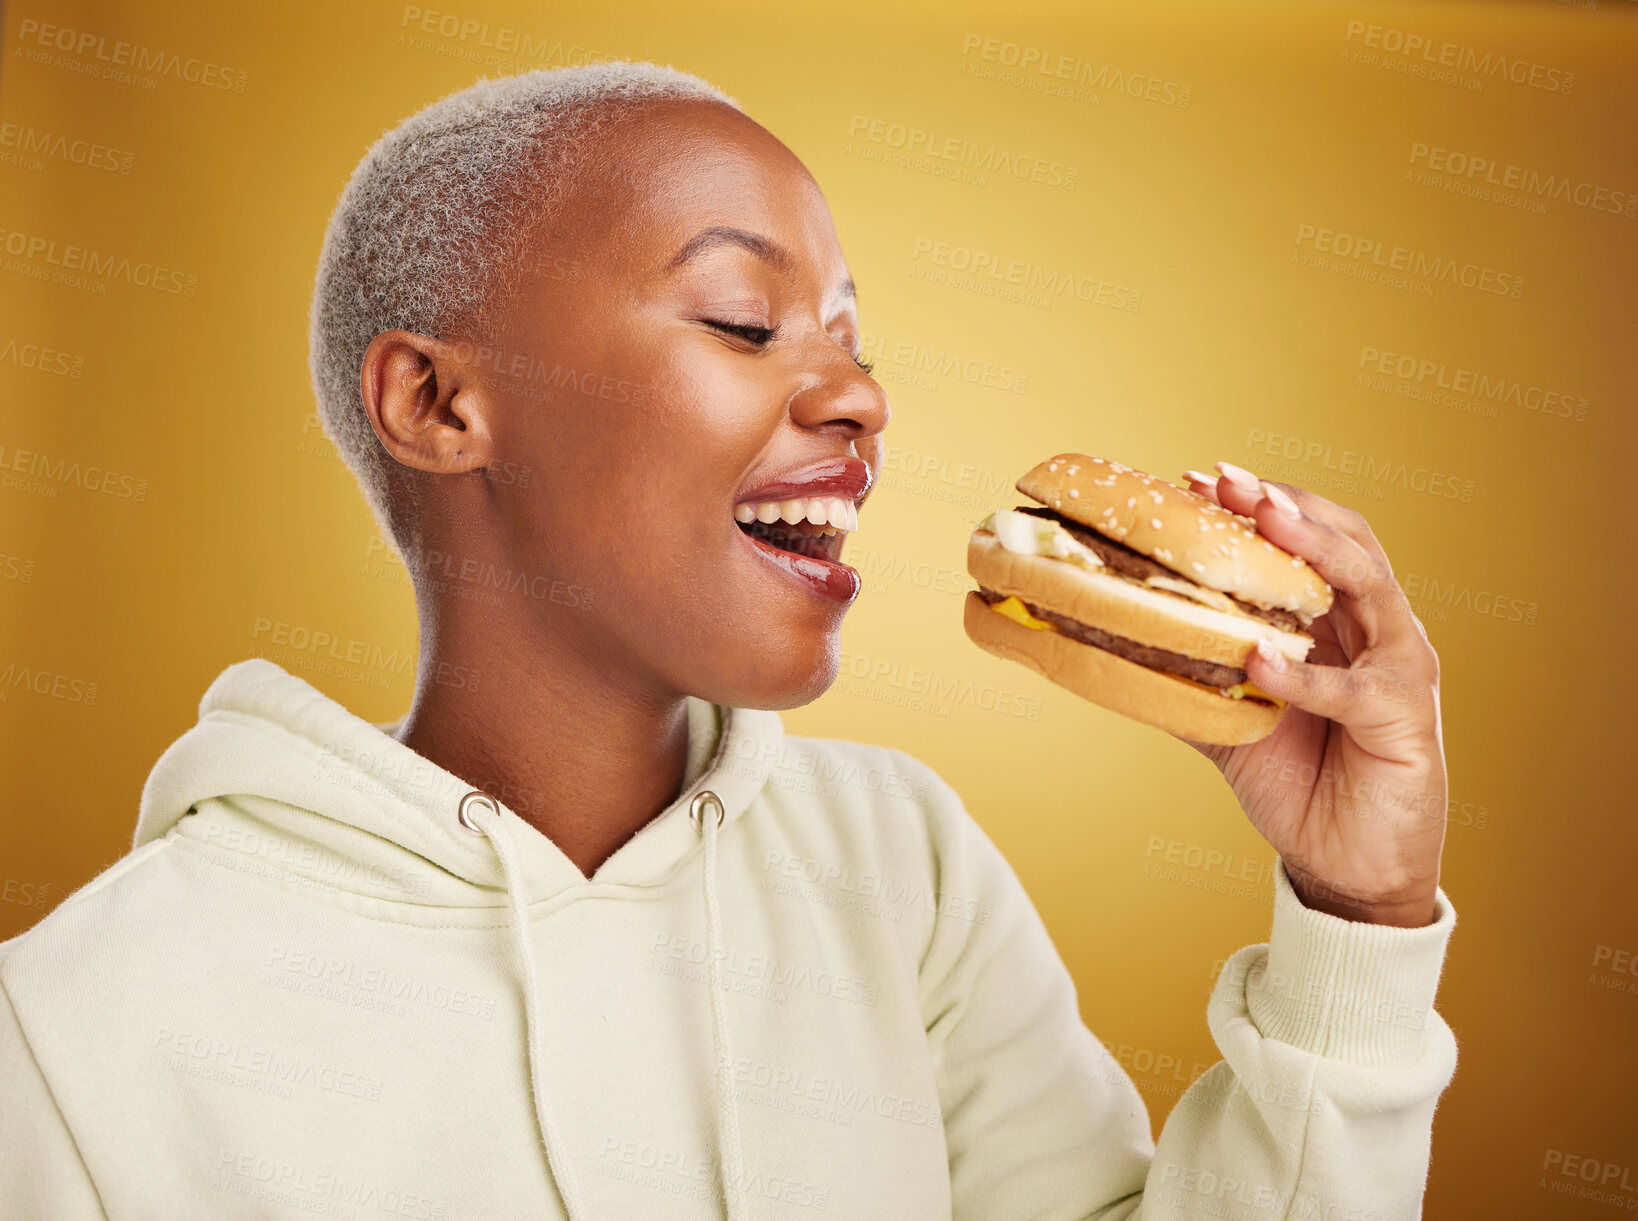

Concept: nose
[[786, 343, 891, 442]]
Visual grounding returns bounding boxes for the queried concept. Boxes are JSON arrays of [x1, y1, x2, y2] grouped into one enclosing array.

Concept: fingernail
[[1262, 482, 1301, 518], [1182, 469, 1216, 486], [1215, 461, 1260, 491], [1254, 639, 1285, 669]]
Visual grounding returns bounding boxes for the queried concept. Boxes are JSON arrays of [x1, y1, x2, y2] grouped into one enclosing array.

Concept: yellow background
[[3, 1, 1635, 1215]]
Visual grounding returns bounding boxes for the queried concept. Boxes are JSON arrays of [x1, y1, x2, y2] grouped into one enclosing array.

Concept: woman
[[0, 61, 1454, 1219]]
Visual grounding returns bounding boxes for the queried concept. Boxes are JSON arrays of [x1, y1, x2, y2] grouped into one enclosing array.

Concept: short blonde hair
[[309, 61, 742, 563]]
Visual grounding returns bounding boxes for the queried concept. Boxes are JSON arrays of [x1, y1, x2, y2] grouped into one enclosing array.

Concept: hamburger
[[963, 454, 1334, 745]]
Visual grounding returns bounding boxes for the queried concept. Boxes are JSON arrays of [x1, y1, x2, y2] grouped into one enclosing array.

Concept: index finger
[[1184, 466, 1414, 648]]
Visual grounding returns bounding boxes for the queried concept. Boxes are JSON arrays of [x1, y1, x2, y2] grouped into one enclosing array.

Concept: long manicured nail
[[1262, 482, 1301, 518], [1182, 469, 1216, 486], [1254, 639, 1286, 669], [1215, 461, 1260, 491]]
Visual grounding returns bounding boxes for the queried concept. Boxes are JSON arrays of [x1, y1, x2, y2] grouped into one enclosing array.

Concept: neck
[[391, 590, 691, 880]]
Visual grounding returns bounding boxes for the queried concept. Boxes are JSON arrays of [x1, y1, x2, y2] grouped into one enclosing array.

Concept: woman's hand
[[1176, 461, 1447, 928]]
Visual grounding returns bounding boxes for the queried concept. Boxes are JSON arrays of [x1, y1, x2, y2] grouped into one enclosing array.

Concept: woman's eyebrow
[[667, 224, 857, 305]]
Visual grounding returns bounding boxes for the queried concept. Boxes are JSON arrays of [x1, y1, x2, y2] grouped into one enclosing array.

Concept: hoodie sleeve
[[916, 774, 1458, 1221], [0, 973, 108, 1218]]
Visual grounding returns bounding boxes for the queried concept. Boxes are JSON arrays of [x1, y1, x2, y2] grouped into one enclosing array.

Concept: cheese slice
[[991, 595, 1057, 631]]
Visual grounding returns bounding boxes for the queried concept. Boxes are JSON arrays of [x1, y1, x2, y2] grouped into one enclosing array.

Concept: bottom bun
[[962, 591, 1287, 746]]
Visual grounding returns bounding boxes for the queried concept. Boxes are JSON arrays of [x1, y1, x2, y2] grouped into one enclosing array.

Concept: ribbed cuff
[[1244, 859, 1456, 1069]]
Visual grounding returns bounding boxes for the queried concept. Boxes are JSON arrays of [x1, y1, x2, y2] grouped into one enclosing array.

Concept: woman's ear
[[359, 330, 497, 475]]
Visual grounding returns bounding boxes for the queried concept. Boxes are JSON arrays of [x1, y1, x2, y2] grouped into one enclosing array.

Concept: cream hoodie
[[0, 659, 1457, 1220]]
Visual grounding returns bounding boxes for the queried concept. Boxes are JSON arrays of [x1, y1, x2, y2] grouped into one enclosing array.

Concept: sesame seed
[[1150, 517, 1163, 529], [1049, 463, 1059, 472], [1149, 490, 1164, 504], [1101, 506, 1115, 516], [1069, 489, 1079, 498], [1214, 522, 1226, 529], [1192, 561, 1205, 573], [1127, 497, 1137, 507], [1067, 465, 1080, 475], [1157, 548, 1172, 560]]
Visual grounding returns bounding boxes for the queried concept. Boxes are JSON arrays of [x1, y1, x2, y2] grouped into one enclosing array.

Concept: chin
[[715, 629, 841, 712]]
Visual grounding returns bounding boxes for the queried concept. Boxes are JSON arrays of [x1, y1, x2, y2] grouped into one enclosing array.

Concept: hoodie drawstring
[[691, 790, 749, 1221], [458, 791, 586, 1219], [458, 788, 749, 1221]]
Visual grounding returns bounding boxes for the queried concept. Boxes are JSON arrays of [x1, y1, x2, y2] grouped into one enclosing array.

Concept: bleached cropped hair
[[309, 61, 742, 564]]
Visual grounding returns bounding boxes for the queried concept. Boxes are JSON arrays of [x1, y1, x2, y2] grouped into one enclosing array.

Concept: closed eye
[[705, 319, 778, 346], [706, 318, 875, 376]]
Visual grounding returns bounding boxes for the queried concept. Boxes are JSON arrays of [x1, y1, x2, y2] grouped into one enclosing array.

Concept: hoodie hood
[[135, 658, 780, 900], [133, 657, 781, 1221]]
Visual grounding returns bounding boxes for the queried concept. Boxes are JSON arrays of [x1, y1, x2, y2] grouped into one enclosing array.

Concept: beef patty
[[1015, 505, 1306, 632], [975, 586, 1278, 705]]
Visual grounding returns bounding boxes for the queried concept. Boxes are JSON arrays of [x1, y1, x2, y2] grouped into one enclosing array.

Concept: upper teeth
[[734, 496, 858, 533]]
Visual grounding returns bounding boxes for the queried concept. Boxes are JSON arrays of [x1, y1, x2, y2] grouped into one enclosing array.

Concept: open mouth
[[733, 496, 858, 564]]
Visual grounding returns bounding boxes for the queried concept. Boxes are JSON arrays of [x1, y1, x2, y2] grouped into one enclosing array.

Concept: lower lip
[[738, 528, 860, 604]]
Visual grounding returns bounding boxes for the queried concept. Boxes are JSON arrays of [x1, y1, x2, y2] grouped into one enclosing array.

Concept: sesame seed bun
[[1017, 454, 1333, 623]]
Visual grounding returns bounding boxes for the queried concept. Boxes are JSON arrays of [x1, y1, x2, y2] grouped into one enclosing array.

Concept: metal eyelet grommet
[[689, 790, 724, 831], [457, 790, 497, 836]]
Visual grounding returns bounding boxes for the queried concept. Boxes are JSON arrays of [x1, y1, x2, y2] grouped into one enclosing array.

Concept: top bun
[[1016, 454, 1334, 622]]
